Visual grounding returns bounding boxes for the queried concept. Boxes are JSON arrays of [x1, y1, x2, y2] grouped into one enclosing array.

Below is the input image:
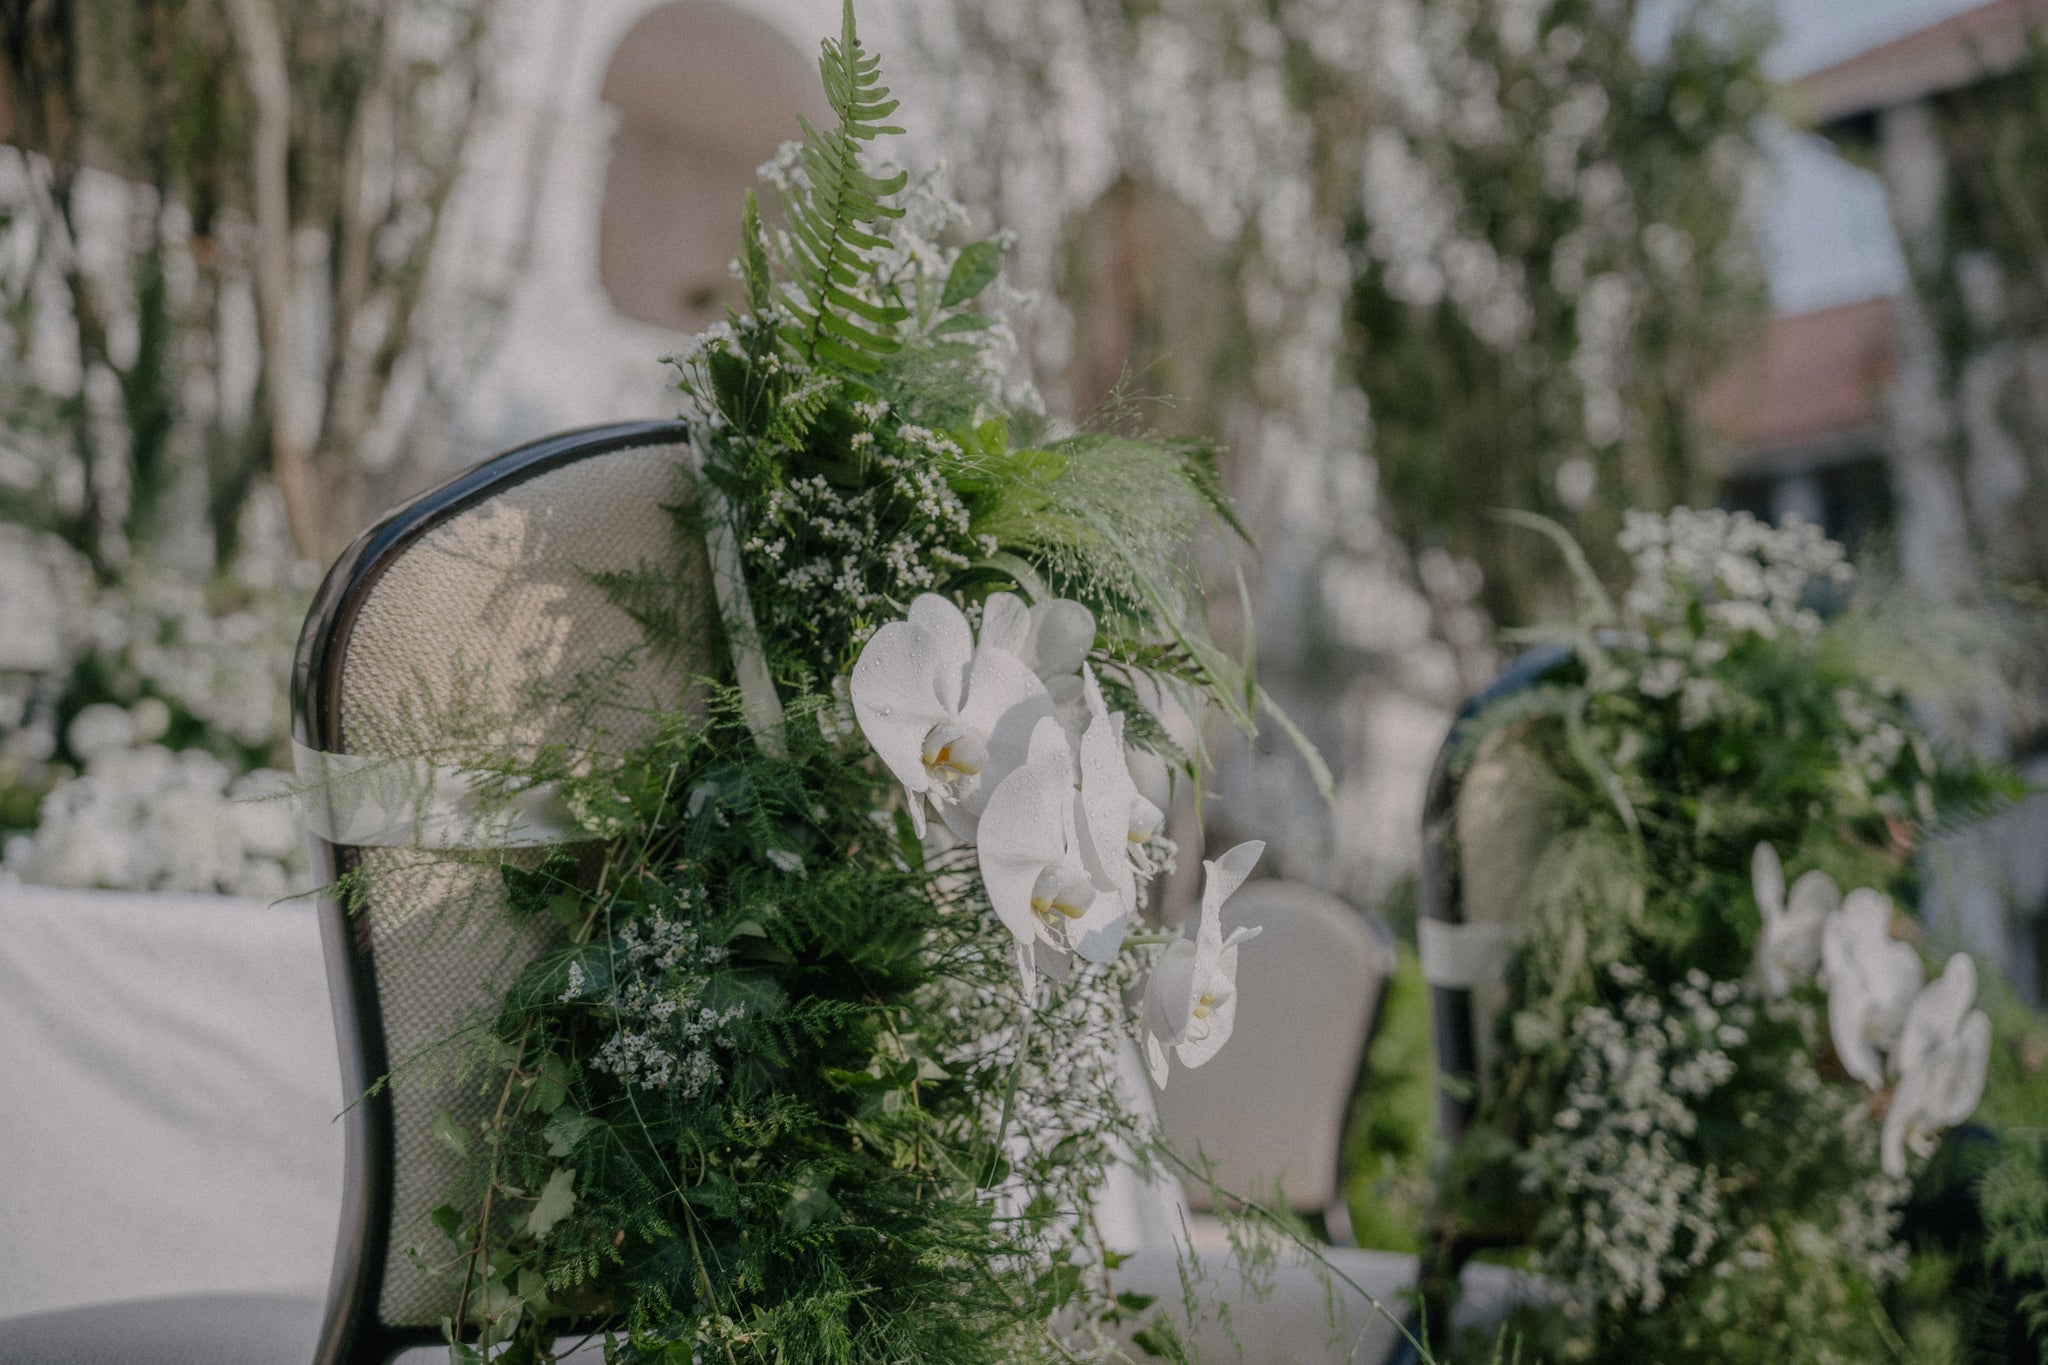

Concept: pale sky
[[1762, 0, 1986, 312]]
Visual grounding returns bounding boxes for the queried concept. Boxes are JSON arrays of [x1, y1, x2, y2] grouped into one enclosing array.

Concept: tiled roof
[[1800, 0, 2048, 126], [1699, 297, 1896, 460]]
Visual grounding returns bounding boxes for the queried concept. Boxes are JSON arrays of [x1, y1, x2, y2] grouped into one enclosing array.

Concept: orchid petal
[[1752, 842, 1785, 925], [1025, 599, 1096, 678], [1822, 888, 1925, 1087], [907, 594, 974, 712], [979, 592, 1032, 658], [1078, 668, 1140, 912], [1894, 953, 1977, 1079], [1145, 938, 1200, 1049], [1176, 940, 1245, 1070], [974, 721, 1076, 953], [1882, 1008, 1991, 1177]]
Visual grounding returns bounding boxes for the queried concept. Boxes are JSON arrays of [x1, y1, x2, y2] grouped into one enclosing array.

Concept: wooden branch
[[223, 0, 321, 560]]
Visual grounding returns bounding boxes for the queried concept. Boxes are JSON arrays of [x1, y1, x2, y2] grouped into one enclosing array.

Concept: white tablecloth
[[0, 888, 345, 1318]]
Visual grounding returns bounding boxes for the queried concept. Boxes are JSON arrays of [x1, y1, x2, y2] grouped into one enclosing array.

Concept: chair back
[[293, 421, 716, 1363], [1417, 645, 1574, 1144], [1149, 880, 1395, 1232]]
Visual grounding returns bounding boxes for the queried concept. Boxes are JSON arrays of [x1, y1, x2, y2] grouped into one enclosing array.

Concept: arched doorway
[[598, 1, 828, 333]]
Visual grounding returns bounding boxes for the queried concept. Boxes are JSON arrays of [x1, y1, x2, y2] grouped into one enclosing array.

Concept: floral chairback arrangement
[[1427, 507, 2038, 1362], [416, 6, 1295, 1362]]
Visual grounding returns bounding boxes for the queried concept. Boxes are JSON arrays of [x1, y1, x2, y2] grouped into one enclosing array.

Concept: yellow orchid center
[[1029, 866, 1097, 923], [921, 724, 988, 779]]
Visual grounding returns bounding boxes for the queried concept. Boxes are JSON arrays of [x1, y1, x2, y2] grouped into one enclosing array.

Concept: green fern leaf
[[771, 1, 909, 373]]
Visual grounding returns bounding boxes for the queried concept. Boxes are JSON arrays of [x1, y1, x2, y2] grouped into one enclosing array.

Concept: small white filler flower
[[1143, 840, 1265, 1088], [1881, 953, 1991, 1178], [1751, 842, 1839, 997], [850, 593, 1053, 839], [1821, 887, 1925, 1089]]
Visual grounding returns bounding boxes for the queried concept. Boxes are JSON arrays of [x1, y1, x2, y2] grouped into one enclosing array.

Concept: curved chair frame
[[293, 420, 694, 1365], [1416, 643, 1574, 1144], [1408, 642, 1574, 1347]]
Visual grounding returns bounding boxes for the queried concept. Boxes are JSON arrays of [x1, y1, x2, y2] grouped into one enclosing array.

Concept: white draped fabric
[[0, 889, 343, 1319]]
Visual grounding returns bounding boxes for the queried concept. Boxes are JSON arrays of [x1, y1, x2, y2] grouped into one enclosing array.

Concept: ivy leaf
[[543, 1107, 595, 1158], [525, 1166, 577, 1239], [782, 1171, 840, 1232], [430, 1110, 469, 1159], [527, 1053, 573, 1115], [942, 238, 1003, 308]]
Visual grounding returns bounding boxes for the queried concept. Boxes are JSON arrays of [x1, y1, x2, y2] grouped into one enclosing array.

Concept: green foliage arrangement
[[411, 8, 1309, 1361], [1354, 0, 1771, 628], [1423, 508, 2038, 1363]]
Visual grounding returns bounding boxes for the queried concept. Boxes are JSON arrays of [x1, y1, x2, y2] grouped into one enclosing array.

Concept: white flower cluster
[[744, 419, 977, 621], [1615, 508, 1854, 727], [2, 512, 312, 898], [1524, 966, 1750, 1314], [582, 909, 743, 1099], [1, 703, 303, 897]]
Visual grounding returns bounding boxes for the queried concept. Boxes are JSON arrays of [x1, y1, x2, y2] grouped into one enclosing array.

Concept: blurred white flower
[[850, 593, 1052, 839], [2, 731, 306, 897], [1821, 888, 1925, 1089], [66, 703, 136, 762], [975, 718, 1129, 996], [1143, 839, 1265, 1088], [1751, 842, 1838, 997], [1881, 956, 1990, 1178]]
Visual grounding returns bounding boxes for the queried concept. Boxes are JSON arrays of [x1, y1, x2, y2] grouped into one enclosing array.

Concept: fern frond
[[775, 0, 910, 374]]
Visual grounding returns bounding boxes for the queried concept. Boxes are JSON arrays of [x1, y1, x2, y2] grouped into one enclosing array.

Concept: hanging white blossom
[[1821, 888, 1925, 1089], [1143, 839, 1265, 1088], [975, 717, 1132, 996], [850, 593, 1053, 839], [1881, 954, 1991, 1178], [1750, 842, 1839, 997]]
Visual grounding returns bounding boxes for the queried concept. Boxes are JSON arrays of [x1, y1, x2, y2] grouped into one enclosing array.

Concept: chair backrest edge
[[292, 420, 694, 1365], [1419, 643, 1574, 1146]]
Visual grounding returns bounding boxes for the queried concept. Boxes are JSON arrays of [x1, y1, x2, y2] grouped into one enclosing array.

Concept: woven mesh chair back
[[1149, 881, 1394, 1219], [297, 425, 715, 1338], [1419, 644, 1574, 1143]]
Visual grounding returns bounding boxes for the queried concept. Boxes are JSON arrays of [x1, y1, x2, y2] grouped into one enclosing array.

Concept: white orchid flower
[[976, 718, 1131, 997], [980, 591, 1096, 734], [980, 591, 1096, 688], [1143, 840, 1265, 1088], [1751, 842, 1839, 997], [1820, 888, 1925, 1088], [1880, 957, 1990, 1178], [850, 594, 1053, 840], [1893, 953, 1979, 1079]]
